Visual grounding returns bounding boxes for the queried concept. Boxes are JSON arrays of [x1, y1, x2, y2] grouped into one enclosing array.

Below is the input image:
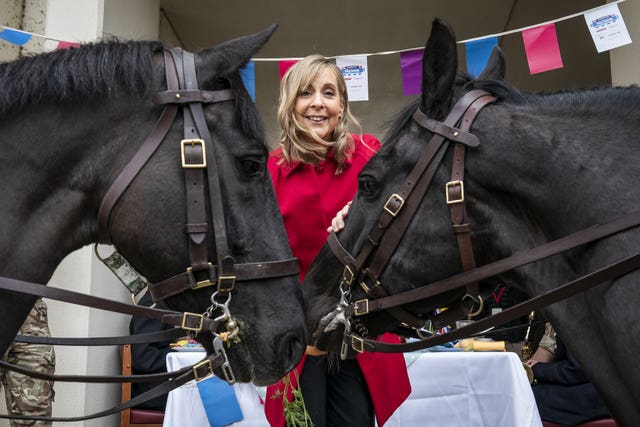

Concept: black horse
[[0, 26, 306, 386], [303, 19, 639, 426]]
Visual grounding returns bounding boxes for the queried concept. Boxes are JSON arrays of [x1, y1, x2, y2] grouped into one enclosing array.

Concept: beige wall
[[610, 0, 640, 85], [1, 1, 159, 426], [158, 0, 613, 146]]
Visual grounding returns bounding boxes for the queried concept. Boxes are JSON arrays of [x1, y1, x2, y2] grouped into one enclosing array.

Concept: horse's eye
[[358, 176, 380, 196], [238, 158, 263, 176]]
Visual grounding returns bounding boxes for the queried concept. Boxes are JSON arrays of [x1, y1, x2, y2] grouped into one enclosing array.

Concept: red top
[[265, 134, 411, 426]]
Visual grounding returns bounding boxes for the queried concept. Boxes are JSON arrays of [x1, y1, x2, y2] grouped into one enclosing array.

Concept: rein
[[326, 89, 640, 356]]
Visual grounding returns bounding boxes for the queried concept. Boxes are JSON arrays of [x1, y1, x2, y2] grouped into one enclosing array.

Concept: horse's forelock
[[0, 40, 163, 118]]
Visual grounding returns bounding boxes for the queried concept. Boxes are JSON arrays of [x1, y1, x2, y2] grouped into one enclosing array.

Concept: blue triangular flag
[[239, 61, 256, 102], [196, 375, 243, 427], [465, 37, 498, 78], [0, 27, 33, 46]]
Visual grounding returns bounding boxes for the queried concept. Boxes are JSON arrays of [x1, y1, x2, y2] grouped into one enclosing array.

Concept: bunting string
[[1, 0, 632, 102]]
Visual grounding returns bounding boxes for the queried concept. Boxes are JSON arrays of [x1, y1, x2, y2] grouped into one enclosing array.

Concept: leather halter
[[0, 47, 301, 421], [97, 48, 299, 302], [326, 89, 640, 356], [327, 90, 495, 337]]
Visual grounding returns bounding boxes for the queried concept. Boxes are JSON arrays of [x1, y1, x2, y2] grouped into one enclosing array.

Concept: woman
[[266, 55, 410, 427]]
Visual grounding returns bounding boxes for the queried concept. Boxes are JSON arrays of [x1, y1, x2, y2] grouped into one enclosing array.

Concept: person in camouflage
[[0, 298, 55, 427]]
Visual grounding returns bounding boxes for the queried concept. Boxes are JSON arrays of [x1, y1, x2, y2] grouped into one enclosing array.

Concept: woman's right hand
[[327, 201, 351, 233]]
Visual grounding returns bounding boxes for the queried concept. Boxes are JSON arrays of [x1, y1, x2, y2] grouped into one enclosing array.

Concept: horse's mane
[[383, 72, 640, 144], [0, 40, 163, 118], [0, 40, 265, 143]]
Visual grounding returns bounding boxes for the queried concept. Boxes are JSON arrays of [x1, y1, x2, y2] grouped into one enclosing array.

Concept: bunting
[[521, 24, 563, 74], [1, 0, 631, 101], [465, 37, 498, 78]]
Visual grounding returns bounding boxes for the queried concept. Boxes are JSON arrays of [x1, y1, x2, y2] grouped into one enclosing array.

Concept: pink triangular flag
[[56, 41, 80, 50], [521, 23, 563, 75], [278, 60, 298, 80]]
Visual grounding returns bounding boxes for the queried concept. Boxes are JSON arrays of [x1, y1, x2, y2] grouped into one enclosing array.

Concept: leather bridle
[[0, 47, 301, 421], [98, 48, 299, 309], [325, 89, 640, 358]]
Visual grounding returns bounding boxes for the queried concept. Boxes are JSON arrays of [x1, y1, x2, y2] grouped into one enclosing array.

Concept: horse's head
[[303, 19, 507, 354], [103, 26, 306, 385]]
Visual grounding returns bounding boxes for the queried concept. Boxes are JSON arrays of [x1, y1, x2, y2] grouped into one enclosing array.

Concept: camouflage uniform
[[538, 322, 558, 354], [0, 298, 55, 427]]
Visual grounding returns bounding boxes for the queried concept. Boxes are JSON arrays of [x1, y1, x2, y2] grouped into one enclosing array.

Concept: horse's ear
[[476, 46, 505, 81], [197, 23, 278, 77], [421, 18, 457, 118]]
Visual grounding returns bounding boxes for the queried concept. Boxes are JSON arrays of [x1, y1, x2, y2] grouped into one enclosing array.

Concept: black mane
[[384, 73, 640, 145], [0, 40, 163, 118]]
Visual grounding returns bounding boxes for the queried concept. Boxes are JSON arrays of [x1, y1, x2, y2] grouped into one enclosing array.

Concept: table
[[164, 350, 542, 427], [163, 351, 268, 427], [385, 351, 543, 427]]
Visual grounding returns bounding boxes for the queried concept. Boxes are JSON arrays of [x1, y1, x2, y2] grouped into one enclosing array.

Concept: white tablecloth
[[164, 350, 542, 427], [163, 351, 268, 427], [385, 351, 543, 427]]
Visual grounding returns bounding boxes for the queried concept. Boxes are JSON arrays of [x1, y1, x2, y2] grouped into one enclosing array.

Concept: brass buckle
[[354, 299, 369, 316], [187, 264, 214, 290], [359, 279, 380, 294], [383, 193, 405, 217], [217, 275, 237, 293], [445, 180, 464, 204], [181, 312, 204, 332], [181, 139, 206, 168], [351, 335, 365, 353], [192, 358, 213, 381], [342, 265, 355, 285], [463, 294, 484, 318]]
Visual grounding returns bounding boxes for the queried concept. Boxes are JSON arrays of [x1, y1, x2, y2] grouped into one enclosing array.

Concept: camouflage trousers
[[0, 299, 55, 427]]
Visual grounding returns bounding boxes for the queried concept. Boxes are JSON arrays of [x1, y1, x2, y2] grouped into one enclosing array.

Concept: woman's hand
[[327, 201, 352, 233], [305, 345, 327, 356]]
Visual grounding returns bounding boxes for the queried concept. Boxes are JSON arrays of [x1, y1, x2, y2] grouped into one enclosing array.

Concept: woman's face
[[294, 68, 344, 142]]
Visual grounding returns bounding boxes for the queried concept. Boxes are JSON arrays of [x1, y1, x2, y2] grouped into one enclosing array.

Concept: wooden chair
[[121, 344, 165, 427]]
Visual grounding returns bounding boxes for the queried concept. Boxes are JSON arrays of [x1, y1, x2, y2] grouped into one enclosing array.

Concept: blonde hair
[[276, 54, 361, 173]]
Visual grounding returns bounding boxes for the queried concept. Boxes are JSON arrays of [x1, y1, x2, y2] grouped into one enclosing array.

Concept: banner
[[521, 23, 563, 75], [584, 3, 632, 53], [336, 55, 369, 102], [400, 49, 423, 96], [239, 60, 256, 101], [0, 26, 32, 46], [465, 36, 498, 78]]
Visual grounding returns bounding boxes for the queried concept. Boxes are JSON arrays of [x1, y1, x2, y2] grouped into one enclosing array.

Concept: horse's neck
[[463, 103, 636, 292], [0, 101, 147, 282]]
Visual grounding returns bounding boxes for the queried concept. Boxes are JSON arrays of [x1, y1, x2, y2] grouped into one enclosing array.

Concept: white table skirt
[[385, 351, 543, 427], [164, 350, 542, 427], [163, 351, 268, 427]]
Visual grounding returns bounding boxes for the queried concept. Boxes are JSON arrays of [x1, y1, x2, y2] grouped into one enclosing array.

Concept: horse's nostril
[[278, 330, 306, 372]]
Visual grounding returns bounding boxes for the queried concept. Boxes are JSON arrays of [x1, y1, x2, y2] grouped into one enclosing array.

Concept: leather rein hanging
[[326, 89, 640, 357], [0, 48, 300, 422]]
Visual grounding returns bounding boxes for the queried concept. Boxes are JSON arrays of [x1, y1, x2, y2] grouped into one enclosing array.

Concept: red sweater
[[265, 134, 411, 426]]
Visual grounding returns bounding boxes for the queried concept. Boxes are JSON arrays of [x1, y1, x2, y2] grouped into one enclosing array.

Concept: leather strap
[[0, 276, 219, 333], [0, 353, 224, 422], [349, 209, 640, 317], [153, 89, 234, 105], [149, 257, 300, 301], [345, 251, 640, 353], [447, 94, 496, 302]]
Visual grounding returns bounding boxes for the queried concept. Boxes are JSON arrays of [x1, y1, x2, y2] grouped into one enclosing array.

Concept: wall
[[610, 0, 640, 85], [0, 1, 158, 426], [158, 0, 612, 147]]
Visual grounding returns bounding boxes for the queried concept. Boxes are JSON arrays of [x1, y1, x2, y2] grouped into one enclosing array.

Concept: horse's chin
[[196, 331, 305, 386], [310, 326, 346, 355]]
